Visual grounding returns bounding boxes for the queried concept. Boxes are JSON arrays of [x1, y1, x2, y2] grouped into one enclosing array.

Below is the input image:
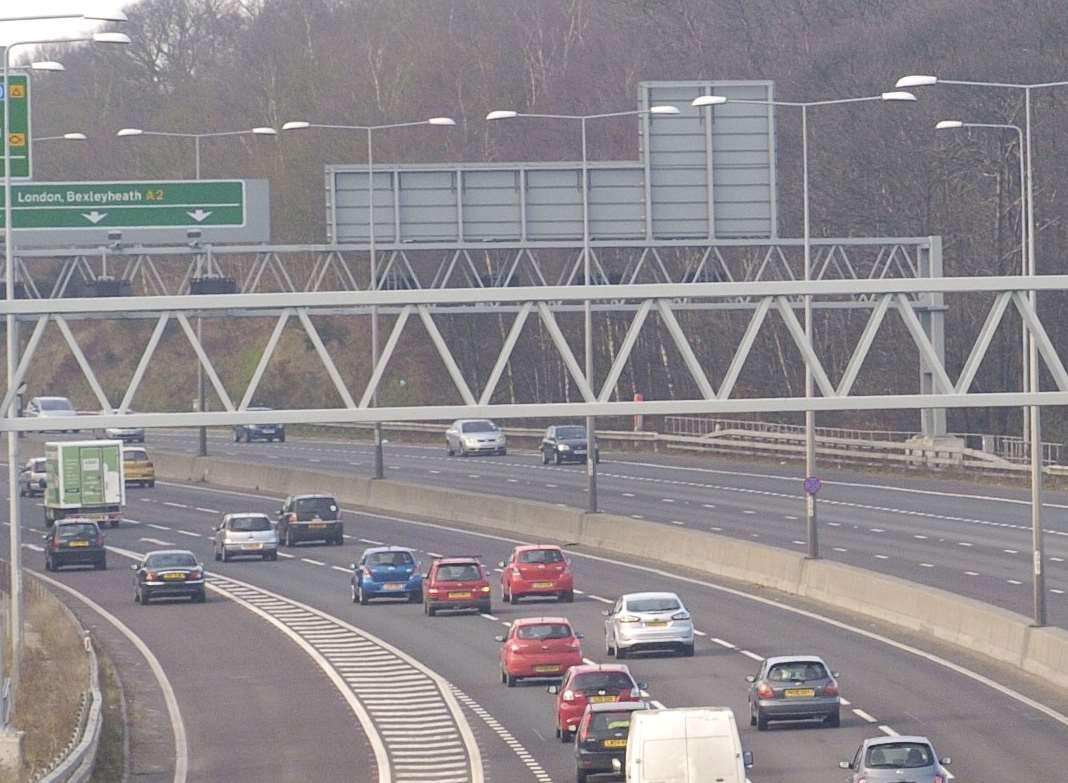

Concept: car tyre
[[576, 770, 588, 783], [351, 583, 359, 604], [447, 442, 454, 456], [96, 558, 107, 571], [234, 430, 241, 443], [756, 709, 768, 731], [148, 480, 155, 488], [139, 589, 150, 605], [193, 590, 206, 604], [278, 432, 286, 443], [505, 670, 516, 687], [221, 548, 230, 563], [553, 450, 561, 465], [499, 448, 507, 456], [616, 644, 627, 660], [478, 600, 491, 614], [560, 726, 572, 744], [560, 590, 574, 603], [44, 555, 53, 571], [459, 444, 467, 457], [358, 585, 369, 605], [605, 634, 615, 657], [541, 449, 549, 464], [286, 529, 296, 548], [826, 709, 840, 728], [409, 590, 422, 604], [681, 642, 695, 657], [507, 588, 517, 605], [425, 603, 437, 617]]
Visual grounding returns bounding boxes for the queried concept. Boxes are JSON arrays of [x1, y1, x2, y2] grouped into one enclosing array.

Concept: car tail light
[[562, 689, 575, 701], [189, 569, 203, 580], [569, 639, 581, 649], [95, 534, 104, 547], [577, 713, 591, 740], [671, 611, 690, 621], [50, 537, 60, 551], [756, 683, 774, 699], [428, 588, 440, 595], [363, 566, 373, 578], [480, 586, 491, 592], [933, 777, 944, 783], [147, 570, 158, 581], [823, 683, 839, 697], [510, 644, 522, 653], [618, 614, 640, 623]]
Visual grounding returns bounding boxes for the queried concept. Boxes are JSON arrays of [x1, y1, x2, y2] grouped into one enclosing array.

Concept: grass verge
[[89, 652, 125, 783]]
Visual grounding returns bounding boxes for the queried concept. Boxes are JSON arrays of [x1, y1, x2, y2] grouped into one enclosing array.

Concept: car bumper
[[363, 579, 421, 596], [755, 696, 839, 719], [616, 623, 694, 649], [426, 594, 490, 610], [52, 548, 105, 565], [576, 748, 626, 771], [142, 579, 206, 598], [224, 544, 277, 557], [107, 430, 144, 441], [289, 523, 341, 542], [554, 449, 588, 461], [462, 444, 504, 454], [125, 472, 155, 483], [509, 576, 572, 595], [503, 652, 582, 678], [246, 429, 283, 439]]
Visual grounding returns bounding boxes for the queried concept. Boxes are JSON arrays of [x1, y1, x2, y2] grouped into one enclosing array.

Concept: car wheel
[[560, 590, 574, 603], [351, 583, 359, 604], [616, 644, 627, 660], [110, 520, 118, 528], [826, 709, 840, 728], [560, 726, 572, 744], [504, 670, 516, 687], [409, 590, 422, 604], [148, 480, 155, 488], [756, 709, 768, 731], [140, 589, 150, 605], [507, 588, 517, 605], [478, 601, 491, 614], [234, 430, 240, 443], [605, 634, 615, 657], [681, 643, 695, 657], [214, 548, 221, 561], [749, 703, 756, 726], [193, 590, 206, 603], [447, 441, 454, 456], [358, 585, 369, 606], [221, 549, 230, 563], [553, 450, 561, 465], [499, 448, 507, 456], [459, 444, 467, 457], [44, 555, 53, 571], [278, 433, 285, 443], [134, 586, 140, 604], [286, 529, 296, 548], [576, 770, 588, 783], [425, 603, 436, 617], [541, 449, 549, 464], [96, 558, 107, 571]]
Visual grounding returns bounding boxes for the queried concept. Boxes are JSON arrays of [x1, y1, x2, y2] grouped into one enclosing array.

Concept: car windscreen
[[367, 551, 415, 567], [625, 596, 681, 613], [768, 662, 829, 682], [145, 553, 197, 569], [515, 623, 572, 641], [124, 450, 148, 461], [589, 711, 637, 733], [865, 742, 934, 769], [294, 497, 338, 520], [57, 523, 97, 539], [556, 426, 586, 439], [229, 516, 272, 532], [461, 421, 495, 433], [572, 672, 634, 693], [40, 398, 74, 411], [435, 564, 481, 581], [518, 548, 564, 564]]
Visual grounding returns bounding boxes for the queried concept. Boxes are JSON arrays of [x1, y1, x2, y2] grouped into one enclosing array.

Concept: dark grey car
[[840, 736, 951, 783], [234, 406, 286, 442], [541, 425, 598, 465], [747, 654, 840, 730]]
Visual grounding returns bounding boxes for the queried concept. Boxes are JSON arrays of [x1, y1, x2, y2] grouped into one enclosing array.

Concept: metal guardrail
[[0, 677, 10, 727]]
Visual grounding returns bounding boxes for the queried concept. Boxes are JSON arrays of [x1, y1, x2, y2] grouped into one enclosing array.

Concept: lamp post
[[2, 26, 130, 709], [36, 132, 88, 141], [281, 117, 455, 481], [117, 125, 277, 458], [694, 90, 916, 558], [486, 105, 681, 513], [899, 75, 1059, 627]]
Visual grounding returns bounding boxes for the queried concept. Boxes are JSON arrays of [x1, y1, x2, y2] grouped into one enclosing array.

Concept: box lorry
[[614, 707, 753, 783], [44, 440, 125, 528]]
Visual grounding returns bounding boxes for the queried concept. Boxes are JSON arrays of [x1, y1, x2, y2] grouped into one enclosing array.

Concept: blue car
[[351, 546, 423, 605]]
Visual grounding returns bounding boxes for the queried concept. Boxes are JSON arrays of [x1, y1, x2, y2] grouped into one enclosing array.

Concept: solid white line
[[739, 650, 763, 662], [139, 537, 175, 547], [31, 570, 189, 783], [920, 563, 934, 568], [965, 571, 980, 576], [670, 520, 685, 527], [839, 698, 851, 706], [427, 552, 443, 558], [582, 658, 596, 665], [1007, 579, 1023, 585], [878, 724, 899, 736], [23, 543, 43, 551], [853, 708, 878, 723]]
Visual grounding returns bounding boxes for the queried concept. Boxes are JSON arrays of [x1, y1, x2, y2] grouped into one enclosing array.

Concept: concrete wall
[[153, 452, 1068, 692]]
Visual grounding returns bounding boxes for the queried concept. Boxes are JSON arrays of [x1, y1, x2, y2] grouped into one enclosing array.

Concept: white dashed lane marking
[[739, 650, 763, 662], [879, 725, 899, 737], [853, 709, 878, 723]]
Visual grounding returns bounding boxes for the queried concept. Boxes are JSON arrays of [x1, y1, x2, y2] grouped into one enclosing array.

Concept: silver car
[[212, 512, 278, 562], [746, 654, 840, 729], [24, 395, 80, 432], [19, 457, 46, 497], [840, 736, 951, 783], [445, 419, 506, 457], [102, 411, 145, 443], [603, 591, 695, 658]]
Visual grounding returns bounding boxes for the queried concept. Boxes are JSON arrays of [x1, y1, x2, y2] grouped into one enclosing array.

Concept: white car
[[445, 419, 506, 457], [604, 591, 695, 658], [23, 396, 80, 432], [19, 457, 46, 497]]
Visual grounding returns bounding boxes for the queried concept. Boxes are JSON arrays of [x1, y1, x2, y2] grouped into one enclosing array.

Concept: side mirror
[[575, 632, 584, 640], [601, 610, 611, 617], [611, 759, 622, 774], [838, 761, 851, 770], [638, 689, 650, 699], [547, 684, 559, 695], [745, 675, 756, 683], [41, 533, 50, 541], [278, 507, 284, 516], [130, 564, 139, 571], [743, 750, 753, 769], [497, 560, 506, 569], [941, 757, 951, 766], [832, 671, 840, 678], [494, 635, 505, 642], [349, 563, 357, 570]]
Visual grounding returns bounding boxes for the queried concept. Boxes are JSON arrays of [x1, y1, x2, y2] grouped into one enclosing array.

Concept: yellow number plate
[[448, 592, 472, 599], [646, 620, 668, 627], [534, 665, 560, 673], [162, 573, 185, 581], [603, 738, 627, 748], [784, 688, 816, 698], [384, 583, 406, 591], [242, 543, 262, 550], [309, 523, 327, 529], [533, 582, 554, 588], [590, 695, 617, 704], [68, 541, 90, 547]]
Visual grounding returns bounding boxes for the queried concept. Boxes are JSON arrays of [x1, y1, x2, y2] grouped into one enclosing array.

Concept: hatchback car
[[574, 701, 649, 783], [541, 424, 598, 464], [423, 556, 491, 615], [24, 395, 79, 432], [497, 617, 583, 686], [123, 447, 156, 488], [19, 457, 46, 497], [277, 494, 343, 546], [352, 546, 423, 604], [603, 592, 695, 658], [132, 549, 206, 604], [499, 545, 574, 603], [747, 654, 840, 730], [445, 419, 506, 457], [840, 736, 951, 783], [213, 512, 278, 562], [234, 407, 286, 443], [548, 664, 647, 742], [43, 519, 106, 571], [102, 412, 145, 443]]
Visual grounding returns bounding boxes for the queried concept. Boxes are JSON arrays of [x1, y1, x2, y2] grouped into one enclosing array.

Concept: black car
[[541, 425, 599, 465], [574, 701, 649, 782], [277, 494, 343, 547], [234, 406, 286, 443], [132, 549, 206, 604], [44, 519, 106, 571]]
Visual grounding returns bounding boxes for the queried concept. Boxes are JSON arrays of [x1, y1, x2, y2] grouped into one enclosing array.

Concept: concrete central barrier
[[152, 452, 1068, 693]]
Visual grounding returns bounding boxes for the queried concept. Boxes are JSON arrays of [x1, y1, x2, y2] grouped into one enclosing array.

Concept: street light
[[1, 22, 129, 717], [898, 73, 1064, 627], [117, 124, 276, 458], [693, 90, 916, 558], [486, 103, 682, 513], [281, 116, 456, 480], [0, 10, 128, 22], [37, 132, 88, 141]]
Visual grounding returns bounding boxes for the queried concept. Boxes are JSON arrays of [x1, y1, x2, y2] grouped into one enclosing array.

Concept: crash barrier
[[0, 565, 103, 783], [155, 452, 1068, 694]]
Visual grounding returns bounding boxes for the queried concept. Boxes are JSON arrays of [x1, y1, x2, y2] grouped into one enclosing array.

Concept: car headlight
[[558, 444, 571, 451], [498, 434, 506, 444]]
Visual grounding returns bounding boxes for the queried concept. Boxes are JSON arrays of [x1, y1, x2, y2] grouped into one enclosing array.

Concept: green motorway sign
[[0, 180, 246, 229], [1, 75, 31, 179]]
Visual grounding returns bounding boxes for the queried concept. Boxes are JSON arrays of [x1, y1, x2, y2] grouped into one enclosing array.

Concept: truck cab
[[617, 707, 752, 783]]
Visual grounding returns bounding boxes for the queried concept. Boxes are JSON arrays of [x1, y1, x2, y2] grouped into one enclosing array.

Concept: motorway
[[6, 442, 1068, 781], [151, 429, 1068, 627]]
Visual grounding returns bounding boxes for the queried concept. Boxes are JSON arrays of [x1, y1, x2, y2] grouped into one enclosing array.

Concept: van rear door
[[640, 733, 742, 783]]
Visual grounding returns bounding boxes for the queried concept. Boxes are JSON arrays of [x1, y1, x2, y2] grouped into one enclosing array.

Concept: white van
[[614, 707, 753, 783]]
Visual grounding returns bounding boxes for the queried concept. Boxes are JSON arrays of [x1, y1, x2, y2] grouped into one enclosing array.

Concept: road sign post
[[1, 75, 30, 179]]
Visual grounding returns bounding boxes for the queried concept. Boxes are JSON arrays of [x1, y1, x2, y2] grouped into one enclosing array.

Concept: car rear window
[[40, 398, 74, 411], [515, 623, 572, 640], [768, 662, 828, 682], [229, 516, 272, 532], [57, 523, 97, 539], [572, 672, 634, 693], [367, 551, 415, 567], [866, 742, 933, 769], [626, 596, 681, 613], [461, 421, 495, 433], [589, 711, 637, 732], [518, 548, 564, 564], [124, 449, 148, 461], [294, 497, 338, 520], [435, 564, 481, 581], [146, 553, 198, 569]]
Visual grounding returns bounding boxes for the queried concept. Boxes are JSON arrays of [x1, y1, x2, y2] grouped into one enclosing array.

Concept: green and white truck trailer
[[44, 440, 126, 528]]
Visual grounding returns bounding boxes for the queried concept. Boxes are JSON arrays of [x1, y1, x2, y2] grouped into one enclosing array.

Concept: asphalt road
[[147, 429, 1068, 628], [7, 475, 1068, 782]]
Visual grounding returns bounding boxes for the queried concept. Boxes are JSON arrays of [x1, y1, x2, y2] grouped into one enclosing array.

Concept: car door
[[605, 598, 623, 643]]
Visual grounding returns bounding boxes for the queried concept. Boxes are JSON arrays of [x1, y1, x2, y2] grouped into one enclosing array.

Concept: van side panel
[[642, 737, 689, 780]]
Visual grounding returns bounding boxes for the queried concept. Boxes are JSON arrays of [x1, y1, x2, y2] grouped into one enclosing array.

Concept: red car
[[547, 664, 646, 742], [423, 556, 492, 616], [498, 545, 574, 603], [497, 616, 584, 686]]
